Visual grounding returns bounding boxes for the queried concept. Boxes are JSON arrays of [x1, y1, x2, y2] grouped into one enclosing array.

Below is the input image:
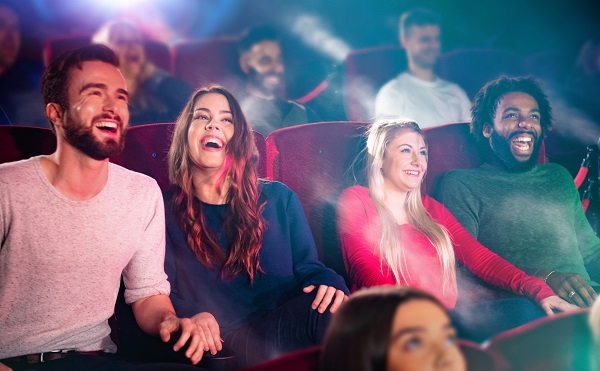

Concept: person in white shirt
[[375, 8, 471, 128]]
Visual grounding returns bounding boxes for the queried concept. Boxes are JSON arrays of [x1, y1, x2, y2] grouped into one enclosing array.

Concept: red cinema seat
[[423, 122, 546, 197], [344, 45, 407, 121], [266, 121, 370, 278], [486, 308, 593, 371], [43, 35, 172, 72], [111, 123, 266, 191], [458, 339, 500, 371], [242, 346, 320, 371], [434, 48, 526, 100], [0, 126, 56, 164], [172, 36, 244, 90]]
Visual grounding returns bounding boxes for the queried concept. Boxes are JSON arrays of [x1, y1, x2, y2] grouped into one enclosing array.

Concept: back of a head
[[91, 18, 142, 47], [399, 7, 442, 38]]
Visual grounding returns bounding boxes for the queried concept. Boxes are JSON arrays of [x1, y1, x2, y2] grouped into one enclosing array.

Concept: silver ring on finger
[[568, 290, 576, 298]]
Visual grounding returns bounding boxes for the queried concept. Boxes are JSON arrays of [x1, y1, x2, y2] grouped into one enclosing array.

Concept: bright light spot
[[291, 14, 351, 63]]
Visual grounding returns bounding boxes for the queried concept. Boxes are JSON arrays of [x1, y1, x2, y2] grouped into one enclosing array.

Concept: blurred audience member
[[237, 25, 317, 137], [375, 8, 470, 128], [564, 38, 600, 124], [320, 286, 467, 371], [92, 19, 193, 125], [0, 2, 46, 127]]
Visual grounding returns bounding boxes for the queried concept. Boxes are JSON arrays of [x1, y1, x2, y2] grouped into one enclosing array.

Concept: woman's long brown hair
[[168, 85, 266, 281]]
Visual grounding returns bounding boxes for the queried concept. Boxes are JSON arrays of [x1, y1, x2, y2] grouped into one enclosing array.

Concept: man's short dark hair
[[399, 8, 442, 38], [41, 44, 119, 130], [471, 76, 553, 145], [237, 25, 279, 56]]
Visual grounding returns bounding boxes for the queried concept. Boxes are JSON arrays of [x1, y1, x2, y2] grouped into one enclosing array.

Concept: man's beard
[[63, 114, 126, 160], [490, 130, 540, 172], [247, 65, 282, 97]]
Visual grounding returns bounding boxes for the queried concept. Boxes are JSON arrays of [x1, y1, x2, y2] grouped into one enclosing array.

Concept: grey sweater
[[439, 162, 600, 285], [0, 157, 170, 358]]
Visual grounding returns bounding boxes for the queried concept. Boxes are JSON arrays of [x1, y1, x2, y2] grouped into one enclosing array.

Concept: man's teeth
[[95, 122, 117, 129], [513, 137, 532, 150]]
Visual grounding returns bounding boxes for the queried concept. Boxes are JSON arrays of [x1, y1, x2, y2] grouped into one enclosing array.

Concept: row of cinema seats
[[42, 34, 573, 121], [243, 308, 593, 371], [0, 123, 592, 370], [0, 120, 550, 299], [43, 34, 245, 94], [0, 121, 545, 285]]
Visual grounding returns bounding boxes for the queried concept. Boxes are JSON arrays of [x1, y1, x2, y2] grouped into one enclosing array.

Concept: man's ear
[[239, 55, 249, 74], [46, 103, 64, 128], [399, 35, 408, 49], [482, 124, 493, 138]]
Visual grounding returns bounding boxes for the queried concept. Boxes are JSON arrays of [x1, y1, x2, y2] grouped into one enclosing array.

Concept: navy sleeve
[[284, 187, 349, 294]]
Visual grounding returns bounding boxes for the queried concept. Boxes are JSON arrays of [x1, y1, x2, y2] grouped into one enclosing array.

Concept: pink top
[[337, 186, 555, 308]]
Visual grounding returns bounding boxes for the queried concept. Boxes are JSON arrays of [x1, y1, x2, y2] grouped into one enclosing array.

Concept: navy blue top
[[164, 180, 348, 334]]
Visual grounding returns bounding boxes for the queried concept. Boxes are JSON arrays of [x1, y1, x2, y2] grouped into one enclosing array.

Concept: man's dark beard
[[490, 130, 540, 172], [247, 65, 282, 97], [63, 114, 126, 160]]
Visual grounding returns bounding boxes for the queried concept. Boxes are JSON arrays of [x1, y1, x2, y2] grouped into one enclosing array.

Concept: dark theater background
[[9, 0, 600, 99]]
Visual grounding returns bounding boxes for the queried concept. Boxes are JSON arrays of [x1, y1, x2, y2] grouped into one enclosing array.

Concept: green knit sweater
[[438, 162, 600, 285]]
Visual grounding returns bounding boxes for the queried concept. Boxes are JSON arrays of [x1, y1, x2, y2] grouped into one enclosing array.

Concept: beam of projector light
[[291, 15, 351, 63]]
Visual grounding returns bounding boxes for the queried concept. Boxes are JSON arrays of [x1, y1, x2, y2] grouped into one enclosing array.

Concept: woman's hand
[[303, 285, 347, 314], [539, 295, 580, 315], [191, 312, 223, 355]]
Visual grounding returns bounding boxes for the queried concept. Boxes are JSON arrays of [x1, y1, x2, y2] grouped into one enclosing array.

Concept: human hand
[[159, 317, 204, 365], [539, 295, 580, 315], [303, 285, 347, 313], [543, 271, 598, 307], [0, 362, 13, 371], [191, 312, 223, 355]]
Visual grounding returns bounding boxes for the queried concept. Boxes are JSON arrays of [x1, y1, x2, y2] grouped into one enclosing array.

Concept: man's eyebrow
[[79, 83, 106, 94], [79, 83, 129, 98]]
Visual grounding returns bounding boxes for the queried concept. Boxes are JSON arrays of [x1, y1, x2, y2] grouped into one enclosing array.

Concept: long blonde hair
[[366, 119, 456, 293]]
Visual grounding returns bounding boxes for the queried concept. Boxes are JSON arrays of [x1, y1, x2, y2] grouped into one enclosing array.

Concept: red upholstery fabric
[[241, 346, 320, 371], [43, 35, 172, 72], [423, 122, 547, 196], [266, 121, 369, 277], [458, 339, 500, 371], [0, 126, 56, 164], [172, 36, 244, 91], [434, 48, 526, 100], [485, 308, 593, 371], [110, 123, 266, 192], [344, 45, 406, 121]]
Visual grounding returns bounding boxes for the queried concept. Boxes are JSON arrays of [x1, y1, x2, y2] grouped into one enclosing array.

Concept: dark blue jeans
[[450, 297, 546, 343], [223, 291, 332, 368]]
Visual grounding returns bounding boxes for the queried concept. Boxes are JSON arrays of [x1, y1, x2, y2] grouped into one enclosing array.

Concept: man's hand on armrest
[[535, 269, 598, 307], [132, 294, 204, 364]]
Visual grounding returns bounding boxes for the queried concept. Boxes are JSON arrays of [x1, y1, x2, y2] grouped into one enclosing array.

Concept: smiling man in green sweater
[[439, 76, 600, 308]]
